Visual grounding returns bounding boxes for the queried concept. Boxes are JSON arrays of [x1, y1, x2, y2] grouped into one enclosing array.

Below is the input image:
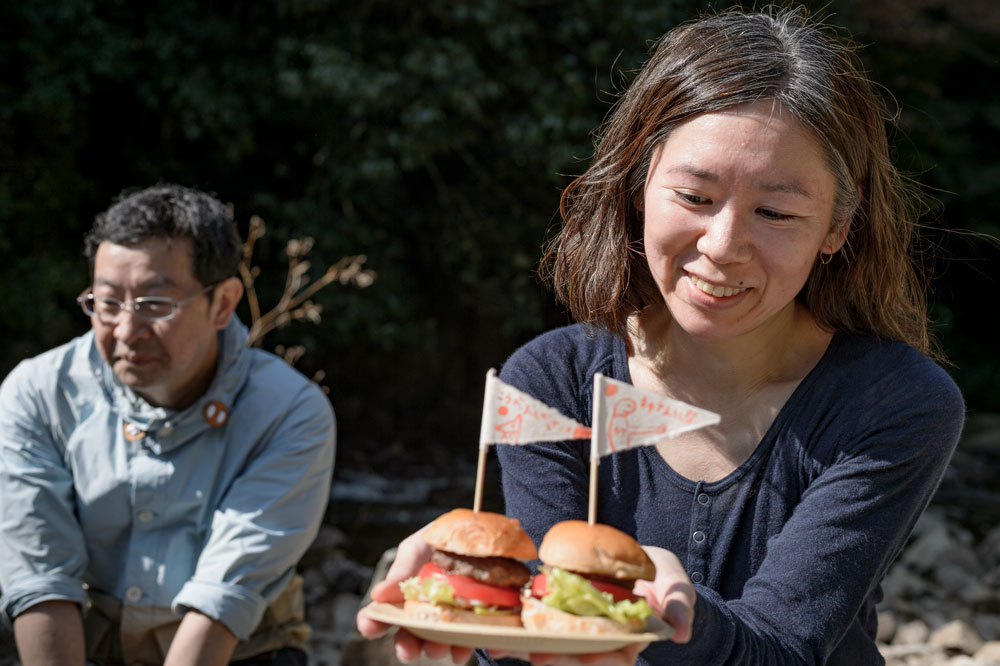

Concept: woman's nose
[[695, 208, 751, 263]]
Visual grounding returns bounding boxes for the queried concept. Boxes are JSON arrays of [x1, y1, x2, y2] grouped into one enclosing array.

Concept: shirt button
[[125, 586, 143, 602], [137, 510, 155, 523], [159, 423, 174, 436], [697, 493, 710, 506], [691, 571, 704, 584], [692, 530, 706, 543]]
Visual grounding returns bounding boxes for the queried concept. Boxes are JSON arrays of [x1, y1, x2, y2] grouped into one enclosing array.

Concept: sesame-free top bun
[[422, 508, 538, 561], [539, 520, 655, 581]]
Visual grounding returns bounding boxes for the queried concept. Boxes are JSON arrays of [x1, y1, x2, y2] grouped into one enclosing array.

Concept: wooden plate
[[361, 602, 673, 654]]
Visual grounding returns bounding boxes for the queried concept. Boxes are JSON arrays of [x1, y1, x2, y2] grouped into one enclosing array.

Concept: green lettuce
[[472, 606, 517, 616], [540, 567, 654, 625], [400, 575, 455, 604]]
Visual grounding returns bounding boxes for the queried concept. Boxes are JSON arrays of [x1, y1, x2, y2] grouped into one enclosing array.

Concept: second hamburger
[[522, 520, 656, 634]]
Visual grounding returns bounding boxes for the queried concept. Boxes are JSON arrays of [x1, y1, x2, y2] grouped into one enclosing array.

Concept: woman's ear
[[210, 277, 244, 329], [823, 218, 852, 255]]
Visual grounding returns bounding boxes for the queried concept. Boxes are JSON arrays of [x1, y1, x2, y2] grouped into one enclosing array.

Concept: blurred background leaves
[[1, 0, 997, 476]]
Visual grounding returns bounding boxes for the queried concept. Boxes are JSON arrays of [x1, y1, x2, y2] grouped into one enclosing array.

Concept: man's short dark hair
[[84, 184, 243, 286]]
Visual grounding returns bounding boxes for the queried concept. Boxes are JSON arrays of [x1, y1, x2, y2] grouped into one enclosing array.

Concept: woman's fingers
[[660, 583, 695, 644], [392, 632, 473, 664], [636, 546, 696, 644], [392, 628, 426, 663]]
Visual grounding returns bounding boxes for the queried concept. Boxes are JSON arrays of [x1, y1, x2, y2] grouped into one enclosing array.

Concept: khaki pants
[[83, 575, 311, 665]]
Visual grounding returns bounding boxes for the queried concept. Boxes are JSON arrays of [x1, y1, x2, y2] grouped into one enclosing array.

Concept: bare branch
[[240, 218, 376, 354]]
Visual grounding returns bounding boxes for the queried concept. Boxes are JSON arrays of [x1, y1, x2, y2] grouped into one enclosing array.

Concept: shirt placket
[[120, 431, 171, 662], [687, 480, 712, 585]]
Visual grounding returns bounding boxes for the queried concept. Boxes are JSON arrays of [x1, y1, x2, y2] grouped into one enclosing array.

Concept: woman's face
[[641, 100, 846, 342]]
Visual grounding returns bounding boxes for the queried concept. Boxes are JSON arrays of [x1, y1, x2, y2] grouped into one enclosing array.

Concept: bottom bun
[[404, 599, 524, 627], [520, 596, 647, 634]]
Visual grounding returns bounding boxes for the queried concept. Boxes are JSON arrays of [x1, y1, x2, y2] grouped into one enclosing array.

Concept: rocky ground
[[1, 413, 997, 666]]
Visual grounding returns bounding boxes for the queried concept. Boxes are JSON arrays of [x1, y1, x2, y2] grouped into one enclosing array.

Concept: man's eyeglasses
[[77, 284, 216, 324]]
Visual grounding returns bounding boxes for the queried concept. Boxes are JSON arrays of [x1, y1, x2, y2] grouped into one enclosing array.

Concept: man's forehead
[[93, 274, 179, 290], [92, 237, 197, 287]]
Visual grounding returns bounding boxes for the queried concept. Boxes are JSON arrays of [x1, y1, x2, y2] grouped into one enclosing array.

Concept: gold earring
[[820, 251, 833, 265]]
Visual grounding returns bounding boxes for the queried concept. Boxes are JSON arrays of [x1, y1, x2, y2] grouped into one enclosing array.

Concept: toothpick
[[473, 445, 487, 512], [588, 457, 598, 525]]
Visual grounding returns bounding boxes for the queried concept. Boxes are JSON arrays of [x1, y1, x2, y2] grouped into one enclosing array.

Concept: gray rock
[[879, 609, 899, 643], [974, 641, 1000, 662], [897, 619, 932, 645], [974, 616, 1000, 643], [957, 579, 996, 607], [930, 620, 984, 655], [883, 565, 930, 603], [980, 526, 1000, 570], [903, 524, 981, 577], [879, 642, 943, 661], [946, 657, 980, 666], [936, 563, 982, 592]]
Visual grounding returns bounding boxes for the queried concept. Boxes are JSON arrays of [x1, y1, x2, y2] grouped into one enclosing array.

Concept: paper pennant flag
[[479, 369, 592, 447], [590, 373, 720, 459]]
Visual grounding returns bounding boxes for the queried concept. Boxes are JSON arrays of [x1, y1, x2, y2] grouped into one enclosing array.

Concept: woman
[[358, 7, 964, 665]]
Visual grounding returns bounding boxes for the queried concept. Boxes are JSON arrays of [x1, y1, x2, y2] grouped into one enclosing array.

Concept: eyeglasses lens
[[81, 295, 177, 322]]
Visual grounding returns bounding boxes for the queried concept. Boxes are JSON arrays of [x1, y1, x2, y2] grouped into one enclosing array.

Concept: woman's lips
[[689, 274, 748, 298]]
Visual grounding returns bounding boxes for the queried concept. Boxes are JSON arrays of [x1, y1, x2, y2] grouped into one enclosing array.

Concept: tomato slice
[[419, 562, 522, 609], [530, 572, 639, 603]]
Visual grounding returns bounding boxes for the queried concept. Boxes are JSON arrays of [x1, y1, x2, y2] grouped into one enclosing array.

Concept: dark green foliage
[[1, 0, 997, 473]]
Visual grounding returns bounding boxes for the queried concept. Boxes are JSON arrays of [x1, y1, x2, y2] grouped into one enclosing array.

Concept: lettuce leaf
[[399, 575, 455, 604], [541, 567, 654, 625], [472, 606, 518, 615]]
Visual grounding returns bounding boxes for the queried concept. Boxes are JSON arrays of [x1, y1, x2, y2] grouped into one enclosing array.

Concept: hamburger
[[522, 520, 656, 634], [400, 508, 538, 626]]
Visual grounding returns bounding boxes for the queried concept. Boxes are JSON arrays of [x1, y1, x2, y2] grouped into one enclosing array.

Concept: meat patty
[[432, 549, 532, 588], [571, 571, 638, 590]]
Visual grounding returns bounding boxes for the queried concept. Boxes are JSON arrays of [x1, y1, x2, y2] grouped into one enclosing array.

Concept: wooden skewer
[[473, 445, 488, 512]]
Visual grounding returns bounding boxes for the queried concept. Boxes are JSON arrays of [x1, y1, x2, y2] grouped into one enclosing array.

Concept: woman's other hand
[[634, 546, 696, 643]]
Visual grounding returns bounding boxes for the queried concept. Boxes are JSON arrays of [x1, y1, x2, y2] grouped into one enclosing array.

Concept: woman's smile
[[687, 274, 749, 298]]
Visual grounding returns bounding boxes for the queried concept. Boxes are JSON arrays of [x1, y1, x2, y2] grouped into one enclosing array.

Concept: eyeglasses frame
[[77, 283, 218, 324]]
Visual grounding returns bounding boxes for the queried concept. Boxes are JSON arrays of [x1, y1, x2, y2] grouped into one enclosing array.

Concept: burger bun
[[520, 597, 647, 634], [423, 508, 537, 561], [539, 520, 655, 581], [404, 599, 523, 627]]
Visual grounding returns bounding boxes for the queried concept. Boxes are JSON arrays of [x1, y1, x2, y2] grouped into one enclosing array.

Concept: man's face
[[90, 237, 224, 409]]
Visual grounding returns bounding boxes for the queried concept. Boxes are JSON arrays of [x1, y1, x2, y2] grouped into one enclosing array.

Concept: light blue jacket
[[0, 316, 335, 658]]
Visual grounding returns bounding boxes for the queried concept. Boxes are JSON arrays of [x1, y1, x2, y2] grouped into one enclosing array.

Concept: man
[[0, 184, 336, 665]]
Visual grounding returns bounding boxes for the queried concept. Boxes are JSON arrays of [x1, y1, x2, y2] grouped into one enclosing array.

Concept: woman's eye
[[676, 191, 710, 205], [758, 208, 793, 220]]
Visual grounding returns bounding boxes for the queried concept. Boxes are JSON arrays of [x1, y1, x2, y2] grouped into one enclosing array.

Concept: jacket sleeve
[[171, 379, 336, 640], [0, 361, 90, 620]]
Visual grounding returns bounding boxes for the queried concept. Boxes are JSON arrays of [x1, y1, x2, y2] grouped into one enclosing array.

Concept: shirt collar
[[91, 315, 253, 452]]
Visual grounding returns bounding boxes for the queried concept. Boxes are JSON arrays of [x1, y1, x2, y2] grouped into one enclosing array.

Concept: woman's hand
[[355, 527, 474, 664], [634, 546, 696, 643]]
